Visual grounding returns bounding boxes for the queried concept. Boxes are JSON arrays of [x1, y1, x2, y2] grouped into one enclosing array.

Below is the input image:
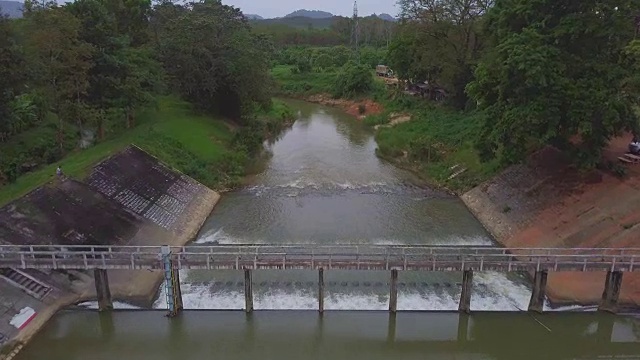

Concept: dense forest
[[0, 0, 279, 186]]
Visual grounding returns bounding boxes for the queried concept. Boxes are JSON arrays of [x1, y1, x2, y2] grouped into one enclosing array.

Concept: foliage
[[271, 65, 336, 95], [332, 61, 374, 98], [0, 0, 292, 190], [467, 0, 640, 166], [153, 0, 272, 122]]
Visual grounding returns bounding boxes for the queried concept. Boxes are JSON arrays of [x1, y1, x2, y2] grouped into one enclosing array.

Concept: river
[[16, 100, 640, 360], [150, 100, 531, 311]]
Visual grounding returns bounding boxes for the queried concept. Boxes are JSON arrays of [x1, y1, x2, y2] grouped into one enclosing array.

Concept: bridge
[[1, 244, 639, 316]]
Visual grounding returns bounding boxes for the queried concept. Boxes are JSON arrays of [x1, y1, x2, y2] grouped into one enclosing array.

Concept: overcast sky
[[221, 0, 397, 18]]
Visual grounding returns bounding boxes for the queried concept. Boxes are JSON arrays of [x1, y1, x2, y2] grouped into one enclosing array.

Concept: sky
[[221, 0, 397, 19]]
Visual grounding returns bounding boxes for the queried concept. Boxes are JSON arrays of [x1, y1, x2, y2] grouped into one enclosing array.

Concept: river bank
[[276, 81, 640, 309], [0, 96, 294, 358]]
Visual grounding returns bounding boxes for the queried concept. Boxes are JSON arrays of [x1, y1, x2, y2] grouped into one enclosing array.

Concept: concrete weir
[[0, 145, 220, 356]]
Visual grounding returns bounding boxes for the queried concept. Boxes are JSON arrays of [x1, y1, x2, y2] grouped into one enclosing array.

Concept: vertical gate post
[[599, 270, 623, 313], [458, 270, 473, 313], [389, 269, 398, 313], [94, 269, 113, 312], [528, 270, 548, 313], [162, 245, 183, 317], [244, 268, 253, 313], [318, 268, 324, 313]]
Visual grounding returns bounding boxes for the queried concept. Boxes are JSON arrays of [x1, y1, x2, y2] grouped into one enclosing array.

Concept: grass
[[0, 96, 234, 206], [373, 99, 502, 192]]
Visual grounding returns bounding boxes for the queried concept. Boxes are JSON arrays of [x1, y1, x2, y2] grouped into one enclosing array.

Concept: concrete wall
[[461, 147, 640, 307], [0, 145, 220, 356]]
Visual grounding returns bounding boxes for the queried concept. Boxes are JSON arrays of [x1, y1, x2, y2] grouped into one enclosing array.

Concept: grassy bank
[[0, 96, 292, 206], [271, 65, 502, 193]]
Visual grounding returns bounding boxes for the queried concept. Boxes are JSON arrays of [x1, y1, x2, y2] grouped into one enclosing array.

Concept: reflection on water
[[16, 311, 640, 360]]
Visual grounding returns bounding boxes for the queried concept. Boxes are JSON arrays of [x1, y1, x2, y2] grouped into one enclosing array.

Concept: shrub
[[332, 61, 374, 98]]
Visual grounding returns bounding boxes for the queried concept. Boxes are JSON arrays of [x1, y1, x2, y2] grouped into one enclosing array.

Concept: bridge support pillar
[[389, 269, 398, 313], [599, 270, 623, 313], [458, 270, 473, 313], [318, 268, 324, 313], [161, 245, 183, 317], [528, 270, 548, 313], [244, 269, 253, 313], [94, 269, 113, 312]]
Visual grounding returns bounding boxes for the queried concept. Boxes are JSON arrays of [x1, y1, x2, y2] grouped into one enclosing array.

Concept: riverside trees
[[0, 0, 276, 185], [389, 0, 640, 168]]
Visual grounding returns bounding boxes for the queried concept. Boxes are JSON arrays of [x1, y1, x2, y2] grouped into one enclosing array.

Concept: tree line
[[388, 0, 640, 166], [0, 0, 274, 184]]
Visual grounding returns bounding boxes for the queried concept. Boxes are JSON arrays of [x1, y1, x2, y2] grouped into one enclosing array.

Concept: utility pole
[[351, 1, 360, 63]]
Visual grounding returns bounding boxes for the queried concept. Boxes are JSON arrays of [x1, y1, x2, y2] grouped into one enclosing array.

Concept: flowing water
[[15, 101, 640, 360], [155, 100, 534, 311]]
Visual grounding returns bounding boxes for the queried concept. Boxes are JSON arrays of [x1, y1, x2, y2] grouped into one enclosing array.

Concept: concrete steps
[[0, 268, 51, 300]]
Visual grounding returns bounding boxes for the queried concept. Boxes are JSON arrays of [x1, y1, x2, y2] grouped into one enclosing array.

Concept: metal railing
[[1, 244, 639, 272]]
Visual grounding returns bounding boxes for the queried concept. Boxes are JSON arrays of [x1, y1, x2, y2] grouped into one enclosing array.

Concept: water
[[152, 100, 534, 311], [15, 311, 640, 360]]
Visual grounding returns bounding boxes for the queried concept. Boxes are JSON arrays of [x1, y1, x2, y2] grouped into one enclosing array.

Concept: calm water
[[16, 311, 640, 360], [148, 100, 534, 311]]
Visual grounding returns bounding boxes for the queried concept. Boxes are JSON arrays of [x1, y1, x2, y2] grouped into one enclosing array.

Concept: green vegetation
[[0, 97, 227, 205], [269, 0, 640, 192], [0, 0, 293, 203]]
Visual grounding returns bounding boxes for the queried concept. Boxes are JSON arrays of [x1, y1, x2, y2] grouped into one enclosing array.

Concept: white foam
[[77, 301, 141, 310], [152, 275, 553, 312]]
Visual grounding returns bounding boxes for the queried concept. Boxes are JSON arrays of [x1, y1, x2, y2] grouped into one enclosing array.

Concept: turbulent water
[[149, 100, 538, 311]]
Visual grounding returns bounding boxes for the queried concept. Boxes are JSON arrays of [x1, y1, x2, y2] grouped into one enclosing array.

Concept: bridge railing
[[0, 244, 639, 271]]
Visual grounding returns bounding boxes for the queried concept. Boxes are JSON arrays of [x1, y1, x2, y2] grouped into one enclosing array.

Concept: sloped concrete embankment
[[461, 146, 640, 308], [0, 145, 220, 358]]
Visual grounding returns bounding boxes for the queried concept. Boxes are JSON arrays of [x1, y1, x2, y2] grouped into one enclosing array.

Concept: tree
[[396, 0, 493, 109], [0, 15, 25, 142], [467, 0, 640, 165], [23, 6, 93, 152], [154, 0, 272, 121], [332, 61, 374, 98]]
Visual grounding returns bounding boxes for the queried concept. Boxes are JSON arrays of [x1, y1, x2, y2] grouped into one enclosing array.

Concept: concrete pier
[[458, 270, 473, 313], [161, 245, 183, 317], [318, 268, 324, 313], [528, 270, 548, 313], [244, 269, 253, 313], [94, 269, 113, 311], [599, 270, 623, 313], [389, 269, 398, 313]]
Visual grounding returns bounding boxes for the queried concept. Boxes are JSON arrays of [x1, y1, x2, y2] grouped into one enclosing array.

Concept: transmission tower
[[351, 1, 360, 62]]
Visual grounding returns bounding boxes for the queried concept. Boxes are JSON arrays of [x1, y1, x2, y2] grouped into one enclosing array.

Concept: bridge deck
[[1, 245, 639, 272]]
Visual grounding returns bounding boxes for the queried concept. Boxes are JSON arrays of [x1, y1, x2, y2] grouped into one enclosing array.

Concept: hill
[[0, 0, 22, 18], [377, 13, 396, 21], [245, 14, 263, 20], [251, 16, 337, 29], [284, 9, 333, 19]]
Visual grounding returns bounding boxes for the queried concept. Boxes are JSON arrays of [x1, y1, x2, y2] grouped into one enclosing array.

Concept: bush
[[332, 61, 374, 98]]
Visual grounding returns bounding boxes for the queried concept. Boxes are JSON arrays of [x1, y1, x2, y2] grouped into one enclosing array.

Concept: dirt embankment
[[305, 94, 383, 120], [461, 138, 640, 307]]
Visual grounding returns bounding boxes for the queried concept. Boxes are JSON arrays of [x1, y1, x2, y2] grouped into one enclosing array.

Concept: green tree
[[0, 15, 25, 143], [467, 0, 640, 165], [332, 61, 374, 98], [23, 6, 93, 151], [154, 0, 272, 121]]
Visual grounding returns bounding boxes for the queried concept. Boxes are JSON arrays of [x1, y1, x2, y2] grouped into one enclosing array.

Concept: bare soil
[[305, 94, 384, 120]]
